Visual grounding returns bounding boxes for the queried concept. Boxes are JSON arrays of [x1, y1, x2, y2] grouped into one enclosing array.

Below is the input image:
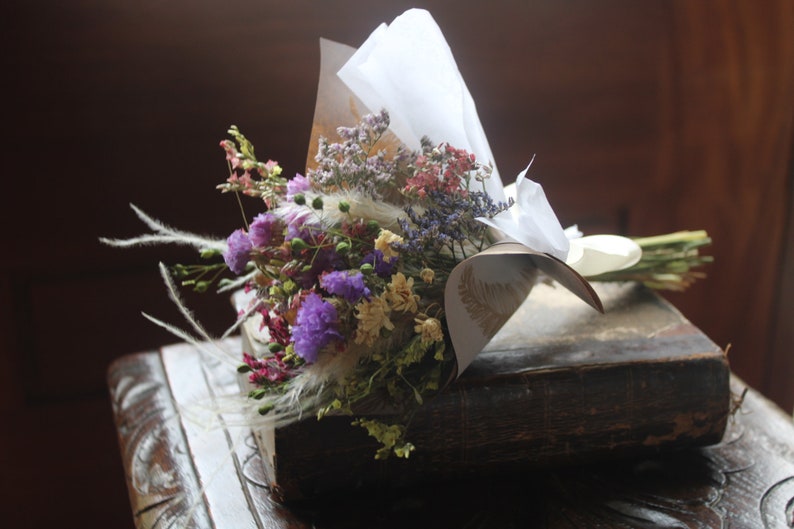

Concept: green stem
[[234, 191, 249, 230], [632, 230, 709, 247]]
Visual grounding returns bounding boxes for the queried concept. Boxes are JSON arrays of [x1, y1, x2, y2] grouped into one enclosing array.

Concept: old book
[[241, 282, 730, 502]]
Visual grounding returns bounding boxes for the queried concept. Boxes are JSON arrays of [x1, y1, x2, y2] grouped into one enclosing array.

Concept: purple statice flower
[[360, 250, 397, 278], [224, 229, 252, 275], [291, 246, 344, 290], [287, 222, 313, 242], [281, 208, 319, 242], [292, 292, 343, 363], [249, 212, 282, 248], [320, 270, 371, 303], [286, 173, 311, 199], [286, 225, 328, 280]]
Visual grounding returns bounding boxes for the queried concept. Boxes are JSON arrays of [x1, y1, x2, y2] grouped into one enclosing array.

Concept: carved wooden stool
[[109, 341, 794, 528]]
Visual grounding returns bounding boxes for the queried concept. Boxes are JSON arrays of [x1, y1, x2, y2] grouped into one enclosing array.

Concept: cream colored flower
[[354, 294, 394, 346], [375, 229, 403, 260], [385, 272, 419, 313], [414, 315, 444, 344], [420, 268, 435, 284]]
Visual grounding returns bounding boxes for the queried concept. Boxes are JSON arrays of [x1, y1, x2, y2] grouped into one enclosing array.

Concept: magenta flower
[[223, 229, 252, 275], [260, 310, 291, 346], [243, 352, 291, 385], [292, 292, 343, 363]]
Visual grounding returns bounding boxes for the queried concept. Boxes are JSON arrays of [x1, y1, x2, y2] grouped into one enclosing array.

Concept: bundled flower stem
[[585, 231, 713, 291]]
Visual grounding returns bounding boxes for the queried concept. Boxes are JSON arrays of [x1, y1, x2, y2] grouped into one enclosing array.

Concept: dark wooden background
[[1, 1, 792, 527]]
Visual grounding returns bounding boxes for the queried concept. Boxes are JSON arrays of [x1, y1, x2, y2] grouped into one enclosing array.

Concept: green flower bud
[[335, 241, 351, 254], [360, 263, 374, 275], [268, 342, 284, 353], [290, 237, 308, 251], [311, 196, 324, 210], [366, 220, 380, 231], [293, 193, 306, 205], [338, 200, 350, 213], [249, 388, 267, 400]]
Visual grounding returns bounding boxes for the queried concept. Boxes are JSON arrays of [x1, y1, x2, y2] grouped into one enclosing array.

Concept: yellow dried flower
[[354, 294, 394, 346], [375, 229, 403, 260], [385, 272, 419, 313], [414, 314, 444, 344], [420, 268, 435, 284]]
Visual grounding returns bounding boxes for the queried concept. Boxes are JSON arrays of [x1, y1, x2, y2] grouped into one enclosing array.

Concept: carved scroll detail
[[109, 354, 212, 529]]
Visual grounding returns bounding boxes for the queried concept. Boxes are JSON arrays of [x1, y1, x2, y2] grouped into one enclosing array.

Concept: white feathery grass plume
[[99, 203, 227, 252], [275, 190, 407, 232], [324, 190, 407, 230], [144, 267, 339, 430], [220, 296, 262, 341], [144, 262, 240, 368], [216, 271, 255, 293]]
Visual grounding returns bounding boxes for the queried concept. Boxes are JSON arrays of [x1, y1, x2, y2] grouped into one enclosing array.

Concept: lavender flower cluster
[[308, 109, 412, 199], [399, 189, 511, 261]]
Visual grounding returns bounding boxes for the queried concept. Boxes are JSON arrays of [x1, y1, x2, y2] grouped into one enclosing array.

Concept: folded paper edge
[[445, 242, 603, 377]]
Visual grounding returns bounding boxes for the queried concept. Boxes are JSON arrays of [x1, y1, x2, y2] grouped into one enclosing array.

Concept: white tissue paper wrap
[[336, 8, 639, 374], [477, 165, 571, 261], [338, 9, 506, 204]]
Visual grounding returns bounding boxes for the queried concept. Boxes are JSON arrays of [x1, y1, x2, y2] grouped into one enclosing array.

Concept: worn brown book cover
[[242, 282, 730, 502]]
